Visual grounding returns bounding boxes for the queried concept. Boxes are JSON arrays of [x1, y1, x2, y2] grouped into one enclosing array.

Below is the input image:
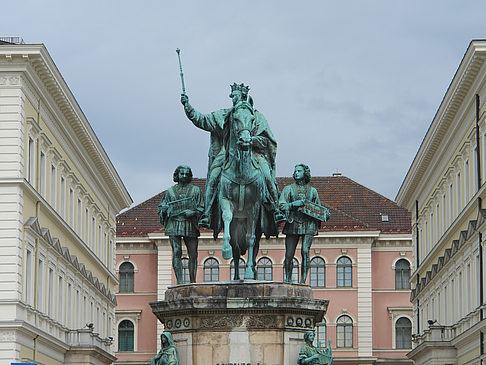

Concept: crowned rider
[[180, 84, 284, 237]]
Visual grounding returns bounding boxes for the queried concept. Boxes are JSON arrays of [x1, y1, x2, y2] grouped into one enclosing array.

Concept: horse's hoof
[[244, 268, 255, 280], [222, 244, 232, 260]]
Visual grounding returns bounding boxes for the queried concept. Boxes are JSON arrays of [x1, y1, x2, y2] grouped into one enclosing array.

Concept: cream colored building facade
[[397, 40, 486, 365], [0, 40, 132, 364]]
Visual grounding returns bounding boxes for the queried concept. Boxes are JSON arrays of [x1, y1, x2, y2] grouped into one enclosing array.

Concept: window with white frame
[[436, 204, 440, 239], [25, 249, 33, 305], [316, 320, 326, 347], [91, 216, 96, 250], [69, 188, 74, 225], [395, 317, 412, 349], [204, 258, 219, 282], [395, 259, 410, 289], [77, 198, 82, 234], [449, 183, 453, 224], [456, 172, 461, 213], [39, 151, 46, 196], [337, 256, 352, 287], [442, 194, 446, 232], [310, 257, 325, 287], [336, 315, 353, 348], [182, 258, 190, 284], [465, 160, 470, 201], [60, 176, 66, 217], [256, 257, 272, 281], [28, 137, 35, 184], [230, 258, 245, 280], [58, 275, 64, 324], [48, 267, 54, 317], [118, 320, 134, 351], [430, 212, 434, 247], [50, 164, 57, 207], [85, 208, 89, 242], [37, 259, 44, 312]]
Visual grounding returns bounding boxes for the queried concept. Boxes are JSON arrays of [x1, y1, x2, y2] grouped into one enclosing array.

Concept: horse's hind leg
[[244, 206, 259, 279], [220, 198, 233, 260]]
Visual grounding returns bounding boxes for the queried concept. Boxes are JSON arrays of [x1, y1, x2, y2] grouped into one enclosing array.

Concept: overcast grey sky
[[2, 1, 485, 207]]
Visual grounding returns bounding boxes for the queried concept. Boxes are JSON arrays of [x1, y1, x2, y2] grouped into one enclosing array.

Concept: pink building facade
[[114, 175, 413, 364]]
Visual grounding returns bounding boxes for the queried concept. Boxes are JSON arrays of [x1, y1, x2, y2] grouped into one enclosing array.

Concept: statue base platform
[[150, 280, 329, 365]]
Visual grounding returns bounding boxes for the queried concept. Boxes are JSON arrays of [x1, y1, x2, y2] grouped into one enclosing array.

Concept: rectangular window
[[67, 283, 72, 328], [28, 137, 35, 183], [37, 259, 44, 312], [425, 221, 428, 254], [58, 276, 63, 323], [50, 165, 57, 207], [109, 240, 113, 270], [451, 278, 455, 324], [83, 296, 87, 326], [77, 198, 82, 234], [60, 176, 66, 217], [92, 216, 96, 250], [48, 268, 54, 316], [39, 151, 46, 196], [85, 208, 89, 242], [430, 213, 434, 248], [436, 204, 440, 239], [69, 188, 74, 225], [104, 232, 108, 263], [465, 160, 470, 202], [444, 285, 448, 325], [456, 172, 461, 213], [474, 148, 479, 191], [467, 264, 471, 314], [98, 224, 102, 257], [449, 183, 453, 224], [76, 289, 80, 328], [25, 249, 32, 304], [458, 272, 463, 319], [442, 194, 446, 232], [437, 291, 441, 323]]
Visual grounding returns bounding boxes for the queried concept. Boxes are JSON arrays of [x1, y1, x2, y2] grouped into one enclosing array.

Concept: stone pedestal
[[150, 281, 328, 365]]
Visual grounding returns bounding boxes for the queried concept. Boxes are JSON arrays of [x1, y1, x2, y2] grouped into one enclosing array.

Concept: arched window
[[316, 319, 326, 347], [337, 257, 352, 287], [230, 258, 246, 280], [396, 317, 412, 349], [336, 315, 353, 348], [283, 258, 299, 283], [181, 258, 190, 284], [119, 262, 134, 292], [118, 320, 134, 351], [204, 258, 219, 282], [310, 257, 325, 287], [257, 257, 272, 281], [395, 259, 411, 289]]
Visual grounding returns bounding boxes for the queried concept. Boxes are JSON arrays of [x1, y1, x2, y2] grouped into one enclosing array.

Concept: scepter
[[176, 48, 186, 94]]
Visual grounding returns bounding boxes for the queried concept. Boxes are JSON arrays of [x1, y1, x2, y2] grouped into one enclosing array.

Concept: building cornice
[[397, 40, 486, 207], [0, 44, 132, 212]]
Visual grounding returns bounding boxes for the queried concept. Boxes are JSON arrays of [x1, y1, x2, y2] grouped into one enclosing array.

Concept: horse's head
[[231, 101, 255, 151]]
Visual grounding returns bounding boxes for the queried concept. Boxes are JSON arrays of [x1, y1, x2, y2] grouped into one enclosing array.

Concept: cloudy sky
[[2, 1, 485, 207]]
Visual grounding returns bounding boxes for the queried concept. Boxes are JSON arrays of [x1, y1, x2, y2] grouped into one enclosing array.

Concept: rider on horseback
[[181, 83, 284, 236]]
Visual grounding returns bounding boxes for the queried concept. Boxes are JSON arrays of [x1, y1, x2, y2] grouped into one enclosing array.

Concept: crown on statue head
[[231, 83, 250, 98]]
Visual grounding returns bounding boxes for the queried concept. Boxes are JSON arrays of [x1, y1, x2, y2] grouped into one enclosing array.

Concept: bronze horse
[[219, 101, 265, 279]]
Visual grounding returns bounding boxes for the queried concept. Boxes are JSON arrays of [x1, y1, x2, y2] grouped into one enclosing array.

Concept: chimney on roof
[[332, 172, 342, 177]]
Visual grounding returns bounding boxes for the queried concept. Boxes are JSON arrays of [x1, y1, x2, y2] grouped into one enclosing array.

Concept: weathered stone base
[[150, 281, 328, 365]]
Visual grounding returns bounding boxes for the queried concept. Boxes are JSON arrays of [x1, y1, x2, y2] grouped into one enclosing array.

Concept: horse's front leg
[[220, 197, 233, 260], [244, 204, 259, 279]]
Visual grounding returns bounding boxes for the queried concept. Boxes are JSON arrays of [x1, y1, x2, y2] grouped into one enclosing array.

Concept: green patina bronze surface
[[298, 330, 333, 365], [157, 165, 203, 284], [151, 332, 180, 365], [180, 83, 284, 279], [280, 164, 330, 284]]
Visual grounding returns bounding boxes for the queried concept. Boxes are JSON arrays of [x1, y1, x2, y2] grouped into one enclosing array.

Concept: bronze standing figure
[[158, 165, 203, 284], [280, 164, 330, 284]]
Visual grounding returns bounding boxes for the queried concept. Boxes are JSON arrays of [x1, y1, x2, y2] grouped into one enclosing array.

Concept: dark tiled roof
[[116, 176, 411, 237]]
